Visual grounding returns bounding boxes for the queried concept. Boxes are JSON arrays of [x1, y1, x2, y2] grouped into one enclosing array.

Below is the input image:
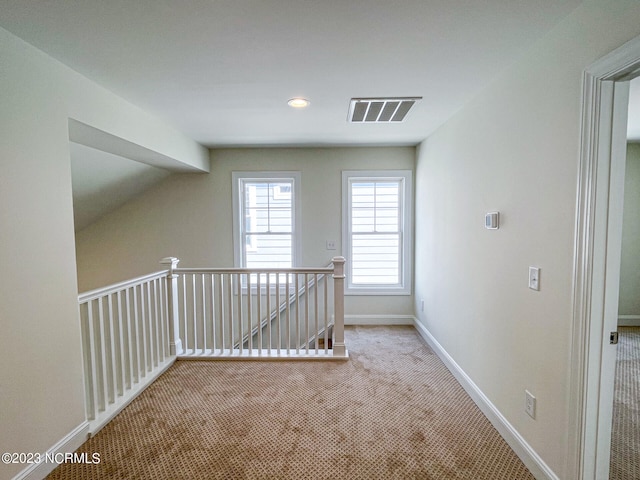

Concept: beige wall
[[414, 1, 640, 478], [0, 26, 207, 479], [75, 147, 416, 316], [619, 143, 640, 319]]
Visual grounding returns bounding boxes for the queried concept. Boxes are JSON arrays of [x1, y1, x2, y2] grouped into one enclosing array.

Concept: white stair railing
[[78, 270, 175, 434], [78, 257, 347, 432], [169, 257, 347, 359]]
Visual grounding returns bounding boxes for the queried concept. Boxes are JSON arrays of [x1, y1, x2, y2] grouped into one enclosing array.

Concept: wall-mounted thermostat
[[485, 212, 499, 230]]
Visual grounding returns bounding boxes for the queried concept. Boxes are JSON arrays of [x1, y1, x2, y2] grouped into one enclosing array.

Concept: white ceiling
[[14, 1, 640, 230], [0, 0, 584, 147]]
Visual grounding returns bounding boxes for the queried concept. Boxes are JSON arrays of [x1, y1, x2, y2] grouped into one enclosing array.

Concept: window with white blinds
[[232, 172, 301, 270], [343, 171, 412, 295]]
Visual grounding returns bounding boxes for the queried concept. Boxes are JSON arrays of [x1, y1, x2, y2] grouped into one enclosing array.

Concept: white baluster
[[125, 288, 134, 388], [295, 274, 300, 354], [210, 274, 216, 354], [201, 274, 207, 354], [85, 301, 98, 420], [146, 282, 154, 369], [237, 273, 243, 354], [247, 273, 253, 353], [286, 273, 291, 355], [314, 274, 319, 353], [181, 274, 188, 354], [219, 274, 225, 353], [160, 277, 168, 359], [107, 294, 118, 403], [97, 297, 108, 410], [276, 272, 281, 354], [191, 274, 197, 355], [116, 290, 126, 396], [152, 280, 160, 366], [324, 275, 329, 353], [139, 284, 148, 376], [266, 274, 272, 354], [257, 273, 262, 355], [227, 273, 233, 354], [132, 286, 141, 382]]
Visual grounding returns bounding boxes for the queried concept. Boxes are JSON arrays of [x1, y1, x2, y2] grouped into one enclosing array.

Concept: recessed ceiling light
[[288, 98, 310, 108]]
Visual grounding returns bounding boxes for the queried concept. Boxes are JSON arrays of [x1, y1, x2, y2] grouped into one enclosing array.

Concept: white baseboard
[[12, 421, 90, 480], [412, 318, 559, 480], [345, 314, 415, 325], [618, 315, 640, 326]]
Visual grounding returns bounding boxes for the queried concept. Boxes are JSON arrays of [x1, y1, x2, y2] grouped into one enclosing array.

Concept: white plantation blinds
[[343, 171, 412, 294], [233, 173, 300, 269], [351, 181, 401, 284], [243, 180, 292, 268]]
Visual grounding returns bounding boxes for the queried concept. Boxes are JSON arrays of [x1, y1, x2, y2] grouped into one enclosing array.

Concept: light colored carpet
[[610, 326, 640, 480], [47, 326, 533, 479]]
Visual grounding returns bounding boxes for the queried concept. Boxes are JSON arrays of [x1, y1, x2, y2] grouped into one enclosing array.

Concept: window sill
[[345, 287, 411, 296]]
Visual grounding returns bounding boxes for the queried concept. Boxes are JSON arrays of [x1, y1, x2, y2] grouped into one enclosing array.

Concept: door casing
[[569, 34, 640, 480]]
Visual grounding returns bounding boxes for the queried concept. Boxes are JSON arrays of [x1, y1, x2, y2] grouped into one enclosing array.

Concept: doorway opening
[[609, 76, 640, 480], [570, 35, 640, 480]]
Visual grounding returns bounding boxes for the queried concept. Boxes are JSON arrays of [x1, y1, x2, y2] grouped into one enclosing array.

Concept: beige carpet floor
[[610, 326, 640, 480], [47, 326, 533, 479]]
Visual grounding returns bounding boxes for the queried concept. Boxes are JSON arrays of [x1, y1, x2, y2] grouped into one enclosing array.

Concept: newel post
[[160, 257, 183, 356], [332, 256, 347, 357]]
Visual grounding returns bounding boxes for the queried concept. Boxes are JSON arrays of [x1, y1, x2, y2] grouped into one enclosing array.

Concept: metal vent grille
[[348, 97, 421, 123]]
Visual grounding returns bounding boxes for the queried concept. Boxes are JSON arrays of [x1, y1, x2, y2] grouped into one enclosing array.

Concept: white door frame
[[569, 35, 640, 480]]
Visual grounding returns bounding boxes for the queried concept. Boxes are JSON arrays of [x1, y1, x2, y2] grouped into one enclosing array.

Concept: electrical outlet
[[528, 267, 540, 291], [525, 390, 536, 419]]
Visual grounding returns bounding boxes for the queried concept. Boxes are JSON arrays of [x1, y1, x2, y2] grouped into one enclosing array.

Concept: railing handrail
[[78, 270, 168, 303], [78, 262, 339, 302], [174, 265, 334, 275]]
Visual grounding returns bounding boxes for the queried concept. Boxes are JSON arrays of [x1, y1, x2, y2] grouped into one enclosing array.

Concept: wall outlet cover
[[528, 266, 540, 291], [525, 390, 536, 419]]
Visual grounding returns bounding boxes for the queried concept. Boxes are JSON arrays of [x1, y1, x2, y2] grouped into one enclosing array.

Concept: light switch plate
[[326, 240, 336, 250]]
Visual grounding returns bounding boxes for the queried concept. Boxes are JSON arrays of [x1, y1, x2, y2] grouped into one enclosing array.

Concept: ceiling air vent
[[348, 97, 422, 123]]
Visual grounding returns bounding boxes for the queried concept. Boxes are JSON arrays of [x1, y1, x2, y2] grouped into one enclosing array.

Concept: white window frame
[[232, 172, 302, 271], [342, 170, 413, 295]]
